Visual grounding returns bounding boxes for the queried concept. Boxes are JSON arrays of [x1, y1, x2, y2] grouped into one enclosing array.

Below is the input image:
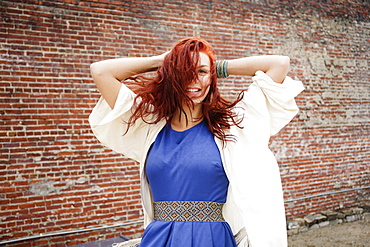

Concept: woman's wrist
[[150, 54, 165, 71], [150, 51, 170, 71], [216, 60, 229, 78]]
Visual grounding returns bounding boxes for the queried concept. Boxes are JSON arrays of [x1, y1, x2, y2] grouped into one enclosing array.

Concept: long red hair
[[126, 37, 243, 144]]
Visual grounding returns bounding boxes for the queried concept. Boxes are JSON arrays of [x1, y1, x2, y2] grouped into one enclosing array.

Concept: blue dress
[[140, 120, 237, 246]]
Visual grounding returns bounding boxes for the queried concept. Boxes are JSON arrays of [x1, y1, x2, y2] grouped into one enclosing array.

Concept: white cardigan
[[89, 71, 304, 247]]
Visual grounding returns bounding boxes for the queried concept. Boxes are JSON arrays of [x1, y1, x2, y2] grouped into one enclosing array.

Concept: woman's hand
[[227, 55, 290, 84], [90, 52, 168, 109]]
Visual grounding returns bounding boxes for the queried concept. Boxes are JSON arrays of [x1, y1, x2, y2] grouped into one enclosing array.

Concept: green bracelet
[[216, 60, 229, 78]]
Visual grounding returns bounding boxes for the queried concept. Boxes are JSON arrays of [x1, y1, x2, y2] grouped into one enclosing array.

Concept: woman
[[89, 37, 304, 246]]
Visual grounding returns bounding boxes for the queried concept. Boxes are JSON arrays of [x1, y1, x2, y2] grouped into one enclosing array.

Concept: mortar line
[[0, 220, 144, 245], [284, 186, 370, 203]]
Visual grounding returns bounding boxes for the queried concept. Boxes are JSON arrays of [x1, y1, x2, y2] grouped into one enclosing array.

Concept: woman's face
[[185, 52, 212, 106]]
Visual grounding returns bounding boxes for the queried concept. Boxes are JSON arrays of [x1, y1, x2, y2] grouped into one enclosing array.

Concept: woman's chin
[[190, 99, 203, 106]]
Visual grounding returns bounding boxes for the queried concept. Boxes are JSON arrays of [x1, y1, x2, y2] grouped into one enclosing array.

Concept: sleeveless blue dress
[[140, 120, 237, 246]]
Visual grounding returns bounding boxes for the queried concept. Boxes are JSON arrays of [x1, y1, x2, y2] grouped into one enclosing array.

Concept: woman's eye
[[198, 69, 208, 75]]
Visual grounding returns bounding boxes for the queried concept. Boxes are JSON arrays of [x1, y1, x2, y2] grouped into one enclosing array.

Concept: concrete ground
[[288, 218, 370, 247]]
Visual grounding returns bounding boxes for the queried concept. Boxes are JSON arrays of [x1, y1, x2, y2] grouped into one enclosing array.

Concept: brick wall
[[1, 0, 369, 246]]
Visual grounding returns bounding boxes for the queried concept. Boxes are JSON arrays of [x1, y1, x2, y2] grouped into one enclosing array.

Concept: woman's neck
[[171, 104, 203, 131]]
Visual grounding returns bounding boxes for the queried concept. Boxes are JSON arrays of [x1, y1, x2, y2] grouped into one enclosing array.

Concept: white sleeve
[[239, 70, 304, 138], [88, 84, 152, 162]]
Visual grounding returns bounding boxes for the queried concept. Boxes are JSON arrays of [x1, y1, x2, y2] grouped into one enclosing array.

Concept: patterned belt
[[153, 201, 226, 222]]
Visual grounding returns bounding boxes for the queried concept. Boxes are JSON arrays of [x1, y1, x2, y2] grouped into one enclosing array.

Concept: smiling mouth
[[186, 88, 201, 92]]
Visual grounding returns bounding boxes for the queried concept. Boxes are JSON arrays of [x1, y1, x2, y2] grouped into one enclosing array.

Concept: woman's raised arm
[[227, 55, 290, 84], [90, 53, 167, 109]]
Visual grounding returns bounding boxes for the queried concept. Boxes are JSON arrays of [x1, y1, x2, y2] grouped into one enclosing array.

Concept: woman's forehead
[[198, 52, 210, 67]]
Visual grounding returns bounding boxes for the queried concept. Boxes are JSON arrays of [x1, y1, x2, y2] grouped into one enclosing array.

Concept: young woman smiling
[[89, 37, 304, 247]]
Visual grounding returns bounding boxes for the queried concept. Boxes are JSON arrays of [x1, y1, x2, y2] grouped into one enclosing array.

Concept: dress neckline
[[169, 119, 205, 133]]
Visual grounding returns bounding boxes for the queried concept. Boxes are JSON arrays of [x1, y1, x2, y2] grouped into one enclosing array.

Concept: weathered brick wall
[[1, 0, 369, 245]]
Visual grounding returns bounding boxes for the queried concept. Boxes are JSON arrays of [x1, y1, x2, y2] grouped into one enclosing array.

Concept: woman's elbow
[[90, 61, 103, 78], [266, 56, 290, 83], [280, 56, 290, 73], [280, 56, 291, 82]]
